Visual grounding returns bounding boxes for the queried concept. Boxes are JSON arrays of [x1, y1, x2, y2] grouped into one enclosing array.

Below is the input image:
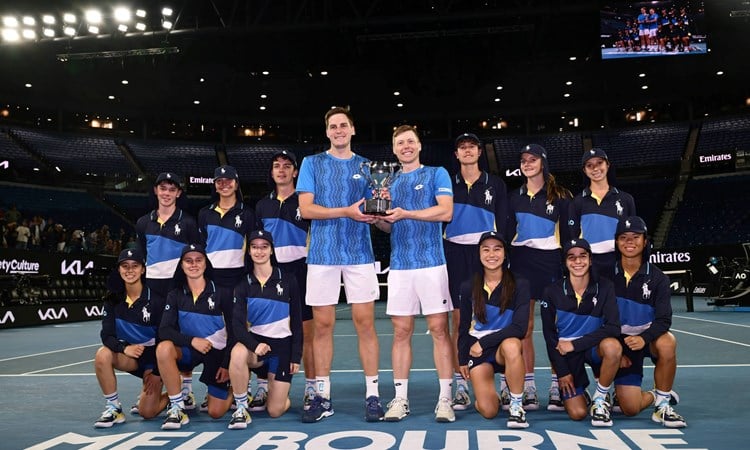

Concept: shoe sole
[[436, 415, 456, 423], [384, 413, 408, 422], [451, 403, 471, 411], [547, 404, 566, 412], [228, 422, 250, 430], [507, 421, 530, 429], [301, 410, 334, 423], [248, 406, 267, 412], [591, 420, 613, 427], [522, 403, 540, 411], [94, 418, 125, 428], [365, 415, 384, 422], [652, 415, 686, 428]]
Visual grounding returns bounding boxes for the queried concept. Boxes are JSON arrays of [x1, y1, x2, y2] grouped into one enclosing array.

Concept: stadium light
[[118, 24, 128, 32], [135, 22, 146, 31], [43, 28, 55, 38], [63, 13, 76, 24], [114, 7, 131, 23], [63, 26, 76, 36], [162, 7, 174, 16], [85, 10, 103, 24], [88, 25, 100, 34], [22, 29, 36, 40], [162, 20, 173, 29], [3, 16, 19, 27], [22, 16, 36, 26], [135, 9, 147, 18], [2, 29, 20, 42], [42, 15, 55, 25]]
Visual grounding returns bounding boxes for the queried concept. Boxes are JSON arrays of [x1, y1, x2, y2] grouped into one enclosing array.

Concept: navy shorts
[[177, 346, 230, 397], [466, 344, 505, 374], [444, 241, 481, 308], [557, 346, 600, 400], [615, 336, 646, 386]]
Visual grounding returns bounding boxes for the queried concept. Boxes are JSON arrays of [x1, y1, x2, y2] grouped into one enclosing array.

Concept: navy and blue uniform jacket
[[135, 209, 199, 296], [160, 280, 231, 368], [613, 261, 671, 344], [255, 191, 309, 264], [232, 267, 303, 365], [568, 187, 636, 255], [101, 287, 164, 355], [197, 201, 257, 287], [507, 184, 571, 251], [540, 275, 620, 379], [457, 276, 530, 366], [444, 171, 507, 244]]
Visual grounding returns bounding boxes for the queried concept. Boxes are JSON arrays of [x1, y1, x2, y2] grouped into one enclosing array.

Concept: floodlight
[[63, 13, 76, 23], [162, 20, 172, 29], [22, 16, 35, 26], [1, 29, 20, 42], [88, 25, 100, 34], [135, 22, 146, 31], [42, 15, 55, 25], [118, 24, 128, 32], [22, 29, 36, 40], [63, 26, 76, 36], [162, 7, 173, 16], [3, 16, 19, 27], [43, 28, 55, 37], [114, 7, 131, 23], [135, 9, 146, 18], [85, 10, 102, 24]]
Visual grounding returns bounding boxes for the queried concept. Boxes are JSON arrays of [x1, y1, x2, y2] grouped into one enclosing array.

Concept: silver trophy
[[359, 161, 401, 215]]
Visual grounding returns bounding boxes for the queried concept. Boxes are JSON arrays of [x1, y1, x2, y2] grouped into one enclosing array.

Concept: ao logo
[[60, 260, 94, 275], [85, 306, 104, 317], [38, 307, 68, 321], [0, 310, 15, 324]]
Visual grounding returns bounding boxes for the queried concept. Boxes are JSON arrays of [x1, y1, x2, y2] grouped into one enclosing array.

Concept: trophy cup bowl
[[360, 161, 401, 215]]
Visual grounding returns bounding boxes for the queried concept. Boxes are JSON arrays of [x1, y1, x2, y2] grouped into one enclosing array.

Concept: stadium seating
[[126, 139, 219, 177], [590, 123, 688, 168], [11, 128, 136, 178], [0, 132, 39, 171], [696, 115, 750, 156]]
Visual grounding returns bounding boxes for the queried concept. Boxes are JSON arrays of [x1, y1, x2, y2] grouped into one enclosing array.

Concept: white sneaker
[[434, 397, 456, 423], [384, 397, 410, 422], [507, 402, 529, 429], [228, 406, 252, 430], [451, 385, 472, 411]]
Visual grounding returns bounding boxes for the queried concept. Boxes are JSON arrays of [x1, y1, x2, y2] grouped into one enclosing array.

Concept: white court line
[[0, 343, 99, 362], [23, 359, 94, 375], [3, 363, 750, 377], [673, 315, 750, 328], [672, 328, 750, 347]]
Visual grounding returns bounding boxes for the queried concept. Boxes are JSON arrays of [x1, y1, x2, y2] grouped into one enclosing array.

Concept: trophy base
[[363, 198, 391, 215]]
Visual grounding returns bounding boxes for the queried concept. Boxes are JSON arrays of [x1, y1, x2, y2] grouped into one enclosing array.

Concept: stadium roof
[[1, 0, 749, 141]]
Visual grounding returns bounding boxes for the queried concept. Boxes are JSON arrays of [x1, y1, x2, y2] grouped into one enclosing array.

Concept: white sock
[[104, 392, 119, 406], [316, 376, 331, 399], [365, 375, 379, 398], [181, 377, 192, 398], [438, 378, 453, 400], [394, 378, 409, 399], [454, 371, 468, 389], [499, 374, 508, 393], [524, 373, 535, 390]]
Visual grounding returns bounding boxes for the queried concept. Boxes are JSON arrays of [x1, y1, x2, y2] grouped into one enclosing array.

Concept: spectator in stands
[[5, 204, 21, 225], [136, 172, 200, 408], [373, 125, 455, 423], [568, 148, 636, 280], [156, 243, 234, 430], [15, 219, 30, 249], [255, 150, 317, 410], [611, 216, 686, 428], [29, 216, 43, 249], [228, 230, 302, 429], [0, 213, 6, 248], [55, 224, 67, 252], [197, 164, 256, 410], [505, 144, 572, 411], [457, 231, 530, 428], [443, 132, 507, 412], [124, 236, 138, 250], [297, 107, 382, 423], [93, 247, 167, 428], [540, 238, 621, 427]]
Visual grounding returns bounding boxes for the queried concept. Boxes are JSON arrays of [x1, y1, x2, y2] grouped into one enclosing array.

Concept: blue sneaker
[[364, 396, 384, 422], [301, 395, 334, 423]]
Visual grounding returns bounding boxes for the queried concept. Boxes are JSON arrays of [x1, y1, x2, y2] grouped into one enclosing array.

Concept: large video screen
[[600, 1, 708, 60]]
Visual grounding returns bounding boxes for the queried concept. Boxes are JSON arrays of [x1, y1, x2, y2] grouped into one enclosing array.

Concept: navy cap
[[248, 229, 274, 246], [478, 230, 506, 246], [271, 150, 298, 168], [455, 132, 481, 148], [180, 243, 208, 260], [581, 148, 609, 166], [214, 165, 239, 181], [117, 248, 145, 265], [154, 172, 183, 189], [616, 216, 648, 238], [563, 238, 592, 255], [520, 143, 547, 160]]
